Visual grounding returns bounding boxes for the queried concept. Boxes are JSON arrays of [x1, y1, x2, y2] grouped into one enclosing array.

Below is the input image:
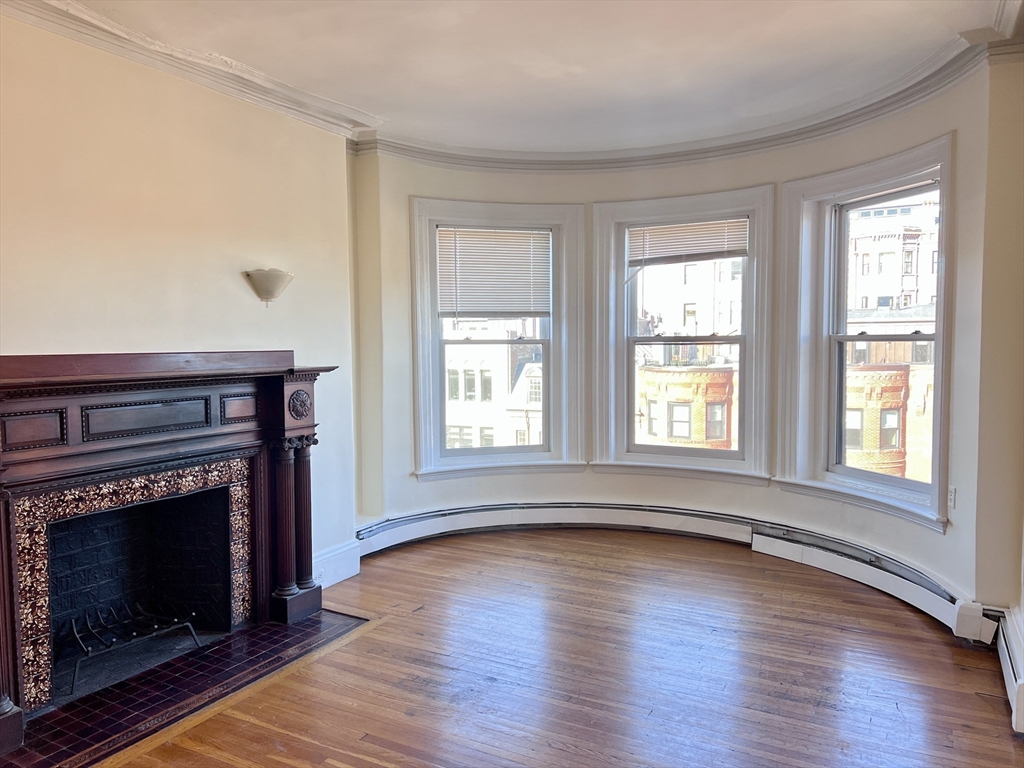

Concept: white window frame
[[777, 136, 952, 529], [412, 198, 584, 479], [593, 186, 773, 482]]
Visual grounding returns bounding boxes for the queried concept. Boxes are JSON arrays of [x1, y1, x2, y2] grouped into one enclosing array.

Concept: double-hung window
[[778, 137, 950, 527], [627, 218, 747, 454], [593, 186, 773, 479], [412, 199, 583, 477], [830, 183, 940, 487]]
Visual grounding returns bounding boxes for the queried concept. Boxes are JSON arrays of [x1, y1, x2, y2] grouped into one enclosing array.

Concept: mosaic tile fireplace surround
[[0, 352, 335, 755]]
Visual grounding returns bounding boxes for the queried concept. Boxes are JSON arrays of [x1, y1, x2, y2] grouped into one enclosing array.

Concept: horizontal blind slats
[[438, 227, 552, 316], [627, 218, 748, 264]]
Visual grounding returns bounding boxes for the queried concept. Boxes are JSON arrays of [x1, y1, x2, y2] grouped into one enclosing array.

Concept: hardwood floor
[[104, 529, 1022, 767]]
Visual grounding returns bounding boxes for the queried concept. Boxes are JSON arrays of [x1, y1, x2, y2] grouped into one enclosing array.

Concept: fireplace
[[0, 351, 334, 753]]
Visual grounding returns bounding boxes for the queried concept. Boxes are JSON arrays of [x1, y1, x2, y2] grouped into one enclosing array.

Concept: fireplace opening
[[47, 487, 233, 707]]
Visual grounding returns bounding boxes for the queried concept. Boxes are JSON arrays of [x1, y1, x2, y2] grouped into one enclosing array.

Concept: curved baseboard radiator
[[356, 501, 1001, 645]]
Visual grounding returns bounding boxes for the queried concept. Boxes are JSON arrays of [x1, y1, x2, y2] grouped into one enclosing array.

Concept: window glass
[[630, 257, 744, 337], [444, 339, 545, 450], [447, 369, 459, 400], [836, 186, 939, 485], [633, 342, 739, 451]]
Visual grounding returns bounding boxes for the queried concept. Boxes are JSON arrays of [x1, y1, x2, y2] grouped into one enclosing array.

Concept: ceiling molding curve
[[350, 44, 995, 173], [0, 0, 384, 137]]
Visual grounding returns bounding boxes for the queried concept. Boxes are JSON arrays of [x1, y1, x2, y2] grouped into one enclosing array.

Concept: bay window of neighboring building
[[778, 137, 950, 527], [412, 199, 583, 477], [593, 186, 773, 479]]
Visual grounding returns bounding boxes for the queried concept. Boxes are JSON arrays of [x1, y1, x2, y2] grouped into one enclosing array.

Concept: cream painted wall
[[353, 65, 1015, 605], [0, 18, 358, 553], [976, 59, 1024, 611]]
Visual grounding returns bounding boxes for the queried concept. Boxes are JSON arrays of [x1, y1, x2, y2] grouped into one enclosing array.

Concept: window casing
[[593, 186, 773, 480], [778, 136, 951, 528], [412, 199, 583, 478]]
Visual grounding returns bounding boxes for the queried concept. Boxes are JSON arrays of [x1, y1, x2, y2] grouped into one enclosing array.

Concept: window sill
[[588, 462, 771, 487], [775, 477, 946, 532], [415, 461, 589, 482]]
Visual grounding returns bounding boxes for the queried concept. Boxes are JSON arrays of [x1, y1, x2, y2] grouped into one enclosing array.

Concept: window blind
[[437, 227, 552, 317], [627, 218, 748, 267]]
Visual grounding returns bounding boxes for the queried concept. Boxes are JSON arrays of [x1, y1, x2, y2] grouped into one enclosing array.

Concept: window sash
[[440, 338, 550, 456], [626, 336, 744, 457]]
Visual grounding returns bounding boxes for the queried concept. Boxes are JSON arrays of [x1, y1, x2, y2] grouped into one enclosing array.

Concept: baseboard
[[998, 611, 1024, 733], [312, 539, 360, 588], [357, 504, 752, 556]]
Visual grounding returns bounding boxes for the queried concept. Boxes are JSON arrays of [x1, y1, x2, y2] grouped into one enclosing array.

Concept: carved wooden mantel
[[0, 351, 336, 753]]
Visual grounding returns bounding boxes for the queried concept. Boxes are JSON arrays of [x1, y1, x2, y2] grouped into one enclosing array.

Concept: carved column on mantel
[[0, 465, 24, 753], [294, 435, 317, 591], [263, 372, 326, 624]]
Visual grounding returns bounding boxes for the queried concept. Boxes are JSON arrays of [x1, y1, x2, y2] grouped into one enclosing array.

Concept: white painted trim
[[415, 461, 588, 481], [997, 613, 1024, 733], [750, 534, 961, 629], [592, 186, 774, 477], [588, 462, 770, 486], [312, 539, 360, 587], [777, 136, 953, 527], [359, 505, 753, 556], [774, 478, 946, 532], [410, 199, 585, 477], [994, 0, 1023, 39], [0, 0, 381, 137]]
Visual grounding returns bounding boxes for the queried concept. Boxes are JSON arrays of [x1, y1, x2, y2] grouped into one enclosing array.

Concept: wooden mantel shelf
[[0, 351, 336, 389]]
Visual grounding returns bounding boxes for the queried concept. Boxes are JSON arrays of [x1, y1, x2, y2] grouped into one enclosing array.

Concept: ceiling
[[71, 0, 1013, 154]]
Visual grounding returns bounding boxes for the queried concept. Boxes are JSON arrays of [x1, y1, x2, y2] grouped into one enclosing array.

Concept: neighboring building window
[[669, 402, 691, 439], [877, 296, 893, 308], [931, 250, 938, 273], [845, 409, 863, 450], [880, 409, 901, 449], [903, 251, 914, 274], [412, 198, 583, 475], [861, 256, 870, 275], [594, 186, 771, 476], [528, 377, 542, 404], [901, 293, 913, 308], [860, 296, 869, 309], [515, 429, 528, 445], [900, 207, 911, 215], [446, 426, 472, 449], [480, 370, 492, 402], [706, 404, 726, 440]]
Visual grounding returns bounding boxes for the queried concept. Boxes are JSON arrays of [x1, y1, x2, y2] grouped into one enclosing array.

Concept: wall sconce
[[243, 269, 294, 307]]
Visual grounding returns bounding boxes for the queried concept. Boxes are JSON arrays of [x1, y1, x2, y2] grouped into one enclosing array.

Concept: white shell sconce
[[243, 268, 294, 307]]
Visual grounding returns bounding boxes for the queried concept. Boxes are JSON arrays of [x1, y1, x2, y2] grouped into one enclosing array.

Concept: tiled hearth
[[2, 610, 365, 768]]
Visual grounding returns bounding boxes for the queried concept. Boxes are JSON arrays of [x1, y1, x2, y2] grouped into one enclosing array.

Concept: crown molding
[[0, 0, 383, 138], [351, 44, 992, 173], [2, 0, 1008, 169]]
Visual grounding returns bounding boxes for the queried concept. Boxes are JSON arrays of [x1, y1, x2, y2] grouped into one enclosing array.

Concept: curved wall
[[353, 59, 1022, 612]]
